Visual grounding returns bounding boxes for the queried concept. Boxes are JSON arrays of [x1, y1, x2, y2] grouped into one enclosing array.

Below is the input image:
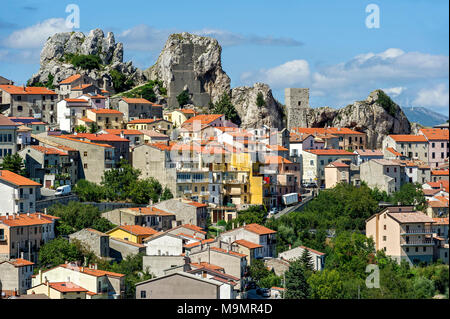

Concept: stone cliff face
[[231, 83, 285, 130], [28, 29, 146, 92], [301, 90, 411, 148], [145, 32, 231, 108]]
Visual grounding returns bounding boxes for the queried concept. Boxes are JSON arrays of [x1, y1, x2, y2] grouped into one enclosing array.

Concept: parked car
[[256, 288, 263, 295], [261, 288, 271, 297], [55, 185, 71, 196], [269, 207, 278, 215], [245, 282, 256, 291]]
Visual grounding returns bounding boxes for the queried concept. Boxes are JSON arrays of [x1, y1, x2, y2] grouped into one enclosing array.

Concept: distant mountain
[[402, 107, 448, 127]]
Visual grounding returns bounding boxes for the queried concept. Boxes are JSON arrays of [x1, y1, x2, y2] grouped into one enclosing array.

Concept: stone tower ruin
[[285, 88, 310, 130]]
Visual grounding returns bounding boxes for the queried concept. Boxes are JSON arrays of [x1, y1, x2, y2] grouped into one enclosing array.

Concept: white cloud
[[3, 18, 71, 49], [413, 84, 449, 108], [381, 86, 406, 97], [193, 29, 303, 47], [118, 24, 173, 51], [241, 59, 310, 88]]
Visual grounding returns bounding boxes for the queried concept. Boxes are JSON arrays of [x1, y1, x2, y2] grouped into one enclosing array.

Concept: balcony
[[400, 238, 434, 246], [400, 227, 433, 235], [13, 193, 29, 201], [184, 189, 192, 194]]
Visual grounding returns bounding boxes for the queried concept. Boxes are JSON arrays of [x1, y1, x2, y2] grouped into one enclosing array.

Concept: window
[[386, 167, 390, 173], [18, 105, 23, 112], [382, 236, 386, 241], [432, 142, 435, 148], [383, 225, 386, 230], [140, 290, 146, 298], [406, 247, 409, 252], [84, 163, 88, 169], [310, 160, 314, 166], [423, 247, 426, 252], [84, 151, 88, 157], [415, 247, 418, 252]]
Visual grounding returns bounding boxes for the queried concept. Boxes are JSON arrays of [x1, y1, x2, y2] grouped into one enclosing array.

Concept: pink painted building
[[419, 129, 449, 168]]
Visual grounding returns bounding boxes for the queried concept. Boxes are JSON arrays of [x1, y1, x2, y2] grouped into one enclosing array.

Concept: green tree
[[67, 54, 102, 71], [160, 186, 174, 201], [101, 159, 141, 201], [259, 272, 282, 289], [89, 122, 100, 134], [73, 179, 106, 202], [308, 269, 344, 299], [248, 259, 271, 284], [177, 89, 190, 107], [256, 92, 266, 108], [211, 93, 241, 125], [299, 249, 314, 272], [413, 277, 435, 299], [284, 259, 310, 299], [0, 153, 26, 176], [128, 177, 163, 204], [74, 124, 87, 133], [392, 183, 427, 211], [110, 69, 134, 93], [38, 238, 84, 269]]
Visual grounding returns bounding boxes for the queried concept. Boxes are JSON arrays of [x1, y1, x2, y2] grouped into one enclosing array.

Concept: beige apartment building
[[324, 161, 350, 189], [85, 108, 124, 130], [366, 206, 436, 265], [0, 115, 18, 163], [360, 159, 402, 194], [383, 134, 429, 162]]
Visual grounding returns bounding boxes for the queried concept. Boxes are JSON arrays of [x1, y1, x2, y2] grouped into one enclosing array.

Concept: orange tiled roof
[[386, 147, 402, 156], [432, 218, 449, 225], [388, 134, 427, 142], [88, 108, 123, 115], [129, 207, 174, 216], [0, 170, 41, 187], [264, 155, 293, 165], [177, 108, 198, 114], [178, 224, 207, 234], [190, 262, 224, 271], [64, 98, 89, 103], [431, 169, 449, 176], [184, 238, 215, 248], [89, 95, 106, 99], [121, 97, 152, 104], [420, 128, 449, 141], [304, 149, 356, 156], [59, 74, 81, 84], [104, 129, 143, 135], [49, 282, 88, 293], [186, 201, 208, 208], [328, 161, 350, 168], [244, 223, 277, 235], [68, 133, 128, 143], [127, 118, 162, 124], [0, 213, 56, 227], [30, 145, 68, 156], [115, 225, 159, 236], [10, 258, 35, 267], [210, 246, 247, 258], [426, 180, 449, 193], [266, 144, 288, 151], [78, 117, 94, 123], [0, 85, 56, 95], [60, 264, 125, 277], [234, 239, 262, 249], [71, 84, 93, 90], [183, 114, 224, 125], [55, 135, 113, 148]]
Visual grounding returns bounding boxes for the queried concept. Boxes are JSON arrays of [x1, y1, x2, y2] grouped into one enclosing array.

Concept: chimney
[[27, 212, 30, 217], [21, 252, 24, 259], [38, 213, 41, 219], [44, 208, 47, 214]]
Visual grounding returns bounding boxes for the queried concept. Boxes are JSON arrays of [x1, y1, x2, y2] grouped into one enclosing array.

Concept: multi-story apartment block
[[57, 98, 92, 132], [0, 170, 41, 215], [8, 117, 47, 135], [383, 134, 429, 163], [324, 161, 351, 189], [302, 149, 357, 186], [419, 129, 449, 168], [30, 263, 125, 299], [354, 149, 384, 165], [292, 127, 366, 151], [360, 159, 402, 194], [366, 206, 436, 265], [57, 74, 95, 99], [0, 115, 18, 163], [102, 207, 176, 231], [45, 135, 116, 184], [85, 108, 123, 130], [126, 118, 173, 135], [69, 228, 110, 259], [101, 129, 144, 147], [0, 85, 58, 125], [0, 212, 59, 262], [118, 98, 163, 121], [16, 125, 32, 152], [167, 108, 199, 127], [18, 145, 75, 188], [0, 258, 35, 296]]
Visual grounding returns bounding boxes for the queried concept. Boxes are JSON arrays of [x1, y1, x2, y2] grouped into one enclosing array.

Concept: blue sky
[[0, 0, 448, 115]]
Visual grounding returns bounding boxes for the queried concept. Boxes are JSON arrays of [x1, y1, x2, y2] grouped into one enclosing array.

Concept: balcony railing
[[400, 238, 434, 246], [400, 227, 433, 235]]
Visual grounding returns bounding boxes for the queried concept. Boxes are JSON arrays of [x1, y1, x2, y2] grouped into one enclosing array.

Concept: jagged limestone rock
[[231, 83, 284, 130], [145, 32, 231, 108], [29, 29, 144, 93]]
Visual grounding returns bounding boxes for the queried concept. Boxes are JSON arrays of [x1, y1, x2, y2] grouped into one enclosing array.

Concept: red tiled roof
[[89, 95, 106, 99], [264, 155, 293, 165], [186, 201, 208, 208], [55, 135, 113, 148], [386, 147, 402, 156], [210, 246, 247, 258], [190, 262, 224, 271], [127, 118, 163, 124], [180, 224, 207, 234], [234, 239, 262, 249], [328, 161, 350, 168], [184, 238, 215, 248], [64, 98, 89, 103], [59, 74, 81, 84], [420, 129, 449, 141], [431, 169, 449, 176], [10, 258, 35, 267], [426, 180, 449, 193], [129, 207, 174, 216], [71, 84, 92, 90], [0, 170, 41, 187], [388, 134, 427, 142], [266, 144, 288, 151], [432, 218, 449, 225], [68, 133, 129, 143], [105, 129, 143, 135], [60, 264, 125, 278], [0, 85, 56, 95]]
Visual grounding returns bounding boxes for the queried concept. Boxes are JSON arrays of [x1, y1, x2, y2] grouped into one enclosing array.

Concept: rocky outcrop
[[145, 32, 231, 108], [28, 29, 146, 92], [231, 83, 284, 130], [300, 90, 411, 148]]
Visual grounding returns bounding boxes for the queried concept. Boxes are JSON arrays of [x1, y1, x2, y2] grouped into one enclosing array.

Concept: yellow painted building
[[230, 153, 263, 205], [106, 225, 159, 244]]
